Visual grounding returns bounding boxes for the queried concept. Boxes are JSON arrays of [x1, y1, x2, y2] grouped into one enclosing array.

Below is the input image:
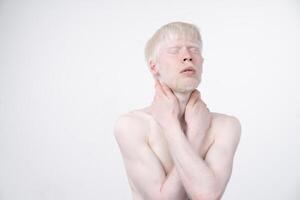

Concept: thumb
[[187, 90, 200, 106]]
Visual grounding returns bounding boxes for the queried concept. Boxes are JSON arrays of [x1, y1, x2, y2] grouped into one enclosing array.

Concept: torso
[[126, 106, 223, 200]]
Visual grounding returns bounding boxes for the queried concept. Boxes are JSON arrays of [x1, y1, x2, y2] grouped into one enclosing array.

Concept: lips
[[180, 67, 196, 73]]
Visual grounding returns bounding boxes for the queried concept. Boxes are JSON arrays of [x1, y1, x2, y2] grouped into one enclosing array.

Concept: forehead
[[160, 38, 200, 48]]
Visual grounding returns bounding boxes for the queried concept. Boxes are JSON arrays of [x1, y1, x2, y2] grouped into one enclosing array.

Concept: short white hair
[[144, 21, 202, 65]]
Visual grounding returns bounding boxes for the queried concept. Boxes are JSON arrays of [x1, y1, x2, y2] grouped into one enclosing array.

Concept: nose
[[181, 48, 192, 63], [183, 58, 192, 62]]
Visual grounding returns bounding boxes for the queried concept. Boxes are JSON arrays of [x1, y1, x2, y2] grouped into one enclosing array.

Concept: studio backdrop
[[0, 0, 299, 199]]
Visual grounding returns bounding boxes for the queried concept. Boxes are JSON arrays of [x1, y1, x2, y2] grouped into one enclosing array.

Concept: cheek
[[160, 68, 176, 82], [160, 59, 170, 67], [158, 67, 178, 85], [194, 59, 203, 72], [159, 62, 176, 75]]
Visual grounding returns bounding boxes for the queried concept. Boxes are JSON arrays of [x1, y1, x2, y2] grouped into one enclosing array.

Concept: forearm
[[187, 129, 206, 155], [164, 123, 217, 200], [160, 131, 205, 199], [160, 166, 188, 200]]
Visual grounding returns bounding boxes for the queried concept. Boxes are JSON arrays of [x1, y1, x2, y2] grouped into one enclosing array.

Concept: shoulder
[[211, 112, 241, 129], [211, 112, 242, 142], [113, 110, 150, 144]]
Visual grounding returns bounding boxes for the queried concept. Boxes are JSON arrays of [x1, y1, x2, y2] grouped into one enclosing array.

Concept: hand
[[151, 79, 181, 131], [184, 90, 212, 141]]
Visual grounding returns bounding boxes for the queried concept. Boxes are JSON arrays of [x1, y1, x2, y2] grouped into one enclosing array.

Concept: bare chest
[[147, 123, 215, 175]]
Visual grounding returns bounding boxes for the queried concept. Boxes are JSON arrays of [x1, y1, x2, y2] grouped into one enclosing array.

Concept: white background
[[0, 0, 300, 199]]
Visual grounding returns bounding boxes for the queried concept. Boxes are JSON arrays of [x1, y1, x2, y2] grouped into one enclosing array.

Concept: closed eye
[[167, 47, 180, 54], [189, 47, 200, 53]]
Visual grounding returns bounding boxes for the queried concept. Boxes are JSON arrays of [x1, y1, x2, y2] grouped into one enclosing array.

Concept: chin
[[173, 78, 201, 93], [174, 86, 197, 93]]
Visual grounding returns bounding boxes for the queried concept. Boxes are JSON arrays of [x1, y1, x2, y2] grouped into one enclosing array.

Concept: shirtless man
[[114, 22, 241, 200]]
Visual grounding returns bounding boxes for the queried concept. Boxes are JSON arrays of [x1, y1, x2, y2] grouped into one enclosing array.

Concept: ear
[[148, 59, 160, 77]]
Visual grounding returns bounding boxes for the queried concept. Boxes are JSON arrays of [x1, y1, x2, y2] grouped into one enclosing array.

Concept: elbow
[[195, 191, 221, 200], [144, 193, 163, 200], [154, 191, 172, 200], [194, 187, 220, 200], [145, 188, 168, 200], [151, 187, 181, 200], [150, 194, 169, 200], [194, 194, 216, 200]]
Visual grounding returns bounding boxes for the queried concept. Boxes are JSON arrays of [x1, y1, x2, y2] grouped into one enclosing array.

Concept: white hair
[[144, 21, 202, 66]]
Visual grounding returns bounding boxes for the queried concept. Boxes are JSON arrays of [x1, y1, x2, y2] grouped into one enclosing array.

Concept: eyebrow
[[166, 44, 200, 49], [166, 46, 180, 49]]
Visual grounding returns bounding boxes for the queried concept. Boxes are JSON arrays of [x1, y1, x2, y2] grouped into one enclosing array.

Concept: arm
[[204, 116, 241, 199], [149, 80, 235, 200], [151, 119, 209, 200], [114, 114, 188, 200], [163, 121, 217, 200], [160, 127, 207, 200], [147, 80, 241, 199], [163, 116, 241, 200]]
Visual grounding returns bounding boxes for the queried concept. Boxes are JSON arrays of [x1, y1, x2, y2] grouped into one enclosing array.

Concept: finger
[[154, 79, 164, 94], [192, 93, 200, 106], [155, 79, 168, 97], [188, 90, 203, 108], [154, 79, 160, 89], [186, 92, 198, 107], [193, 89, 201, 98], [189, 90, 200, 101], [160, 82, 175, 99]]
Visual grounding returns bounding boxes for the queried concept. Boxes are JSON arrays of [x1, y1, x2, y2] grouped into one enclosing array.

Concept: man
[[114, 22, 241, 200]]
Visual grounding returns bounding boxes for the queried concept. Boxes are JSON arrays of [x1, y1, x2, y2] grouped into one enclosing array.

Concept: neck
[[148, 89, 193, 127], [173, 90, 192, 124]]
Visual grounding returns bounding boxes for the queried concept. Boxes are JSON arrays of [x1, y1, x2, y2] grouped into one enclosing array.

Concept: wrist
[[163, 120, 184, 139], [188, 134, 205, 154], [187, 129, 206, 143], [167, 119, 182, 133]]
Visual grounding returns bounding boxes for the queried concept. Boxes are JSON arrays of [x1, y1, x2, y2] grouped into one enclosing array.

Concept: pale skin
[[114, 38, 241, 200]]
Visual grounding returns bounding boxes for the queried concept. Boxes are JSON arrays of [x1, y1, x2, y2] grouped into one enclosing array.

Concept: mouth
[[180, 67, 196, 74]]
